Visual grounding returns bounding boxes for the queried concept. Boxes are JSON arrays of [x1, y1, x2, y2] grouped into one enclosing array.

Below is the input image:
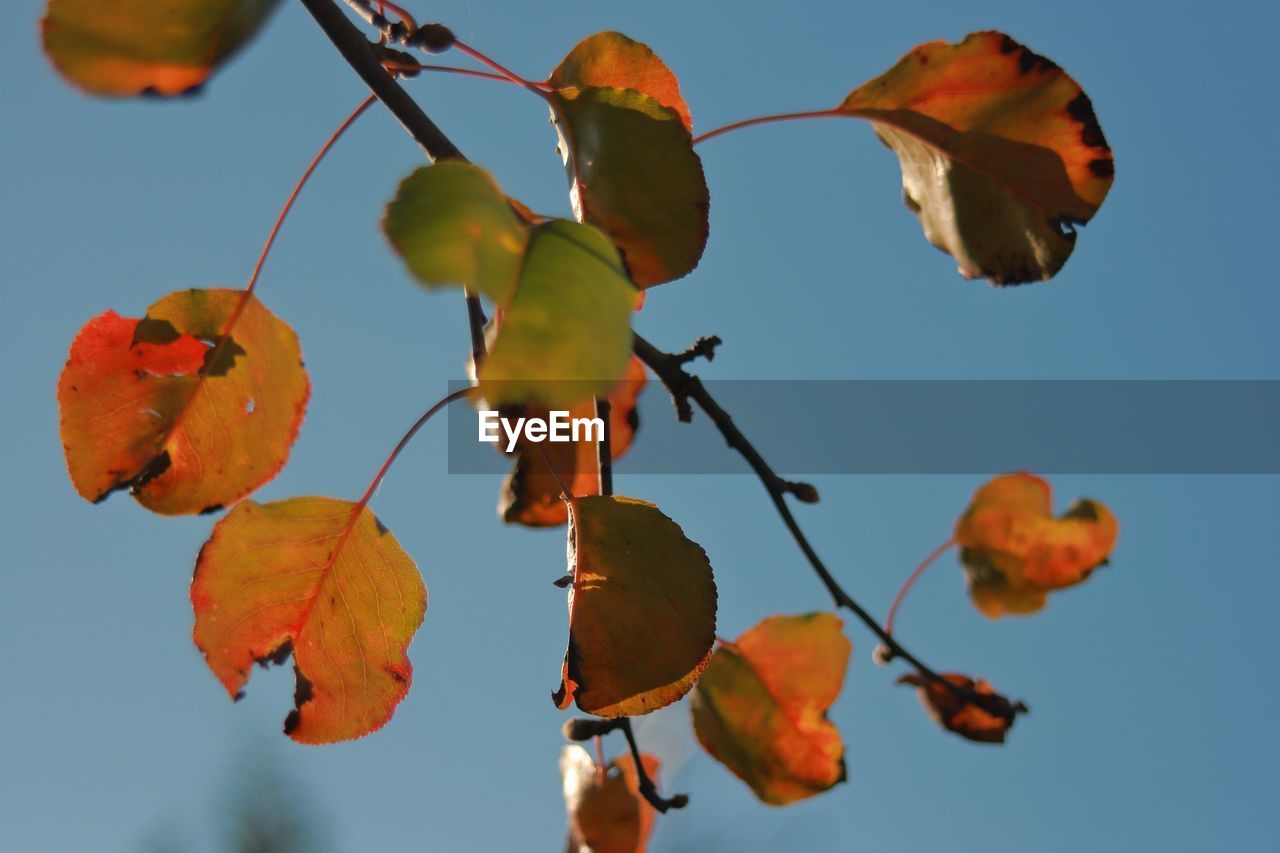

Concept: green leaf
[[382, 161, 527, 305], [549, 85, 709, 288], [42, 0, 282, 97], [383, 162, 636, 407]]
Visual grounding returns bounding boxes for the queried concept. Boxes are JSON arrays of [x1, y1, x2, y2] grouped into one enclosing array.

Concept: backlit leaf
[[548, 31, 692, 132], [954, 472, 1118, 617], [548, 34, 708, 288], [383, 163, 636, 407], [839, 31, 1113, 284], [58, 289, 308, 515], [479, 221, 635, 407], [898, 672, 1024, 744], [382, 162, 526, 305], [561, 745, 660, 853], [191, 496, 425, 744], [690, 613, 850, 805], [500, 356, 646, 527], [42, 0, 282, 97], [553, 496, 716, 716]]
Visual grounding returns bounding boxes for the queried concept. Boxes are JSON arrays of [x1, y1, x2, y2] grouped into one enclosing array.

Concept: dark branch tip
[[411, 22, 456, 53]]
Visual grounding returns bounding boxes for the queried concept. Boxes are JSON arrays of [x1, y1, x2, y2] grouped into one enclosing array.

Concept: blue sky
[[3, 0, 1278, 850]]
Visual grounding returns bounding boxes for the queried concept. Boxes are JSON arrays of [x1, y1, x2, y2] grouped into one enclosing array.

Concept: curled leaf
[[898, 672, 1025, 744], [553, 496, 717, 716], [548, 33, 708, 288], [840, 31, 1113, 284], [58, 289, 308, 515], [690, 613, 850, 805], [383, 162, 636, 407], [561, 745, 660, 853], [955, 472, 1118, 617], [191, 497, 426, 744], [548, 31, 692, 132], [42, 0, 282, 97], [500, 357, 646, 527]]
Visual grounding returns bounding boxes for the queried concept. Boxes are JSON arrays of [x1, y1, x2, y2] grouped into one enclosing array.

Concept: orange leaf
[[561, 745, 661, 853], [58, 289, 308, 515], [191, 496, 425, 744], [954, 472, 1118, 617], [690, 613, 850, 805], [41, 0, 282, 97], [553, 496, 716, 716], [500, 357, 646, 527], [898, 672, 1024, 744], [840, 31, 1113, 284], [548, 31, 693, 132]]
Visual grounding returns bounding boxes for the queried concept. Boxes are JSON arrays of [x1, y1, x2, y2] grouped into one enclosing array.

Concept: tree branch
[[632, 332, 1026, 723], [297, 0, 486, 361], [562, 717, 689, 812]]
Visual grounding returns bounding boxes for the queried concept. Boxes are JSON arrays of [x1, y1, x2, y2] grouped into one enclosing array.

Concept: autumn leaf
[[553, 496, 717, 716], [500, 356, 646, 527], [383, 162, 636, 407], [548, 31, 693, 132], [58, 289, 308, 515], [955, 472, 1118, 617], [898, 672, 1025, 744], [840, 31, 1113, 284], [548, 33, 708, 288], [41, 0, 282, 97], [561, 745, 661, 853], [690, 613, 850, 805], [191, 496, 425, 744]]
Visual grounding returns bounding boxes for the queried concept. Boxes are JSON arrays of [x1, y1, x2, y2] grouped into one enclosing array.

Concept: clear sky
[[3, 1, 1278, 851]]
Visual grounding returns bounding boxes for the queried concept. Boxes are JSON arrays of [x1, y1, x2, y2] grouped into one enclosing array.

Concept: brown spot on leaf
[[1066, 92, 1109, 150], [283, 665, 315, 736]]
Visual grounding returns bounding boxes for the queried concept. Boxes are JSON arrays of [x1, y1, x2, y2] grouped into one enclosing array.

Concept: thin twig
[[632, 332, 1026, 723], [561, 717, 689, 812]]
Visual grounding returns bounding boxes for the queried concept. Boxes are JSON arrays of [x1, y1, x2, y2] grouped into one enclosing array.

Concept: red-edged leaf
[[690, 613, 850, 805], [58, 289, 308, 515], [839, 31, 1113, 284], [191, 496, 425, 744]]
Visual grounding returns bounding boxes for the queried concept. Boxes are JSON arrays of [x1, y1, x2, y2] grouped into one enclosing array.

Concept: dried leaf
[[955, 472, 1118, 617], [191, 497, 425, 744], [553, 496, 716, 716], [840, 31, 1113, 284], [898, 672, 1024, 744], [690, 613, 850, 805], [58, 289, 308, 515]]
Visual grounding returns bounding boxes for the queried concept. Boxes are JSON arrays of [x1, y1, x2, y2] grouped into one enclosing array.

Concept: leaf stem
[[691, 109, 841, 146], [356, 388, 470, 508], [884, 539, 955, 636], [298, 0, 488, 368], [452, 39, 552, 97], [594, 397, 613, 497], [244, 94, 376, 300]]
